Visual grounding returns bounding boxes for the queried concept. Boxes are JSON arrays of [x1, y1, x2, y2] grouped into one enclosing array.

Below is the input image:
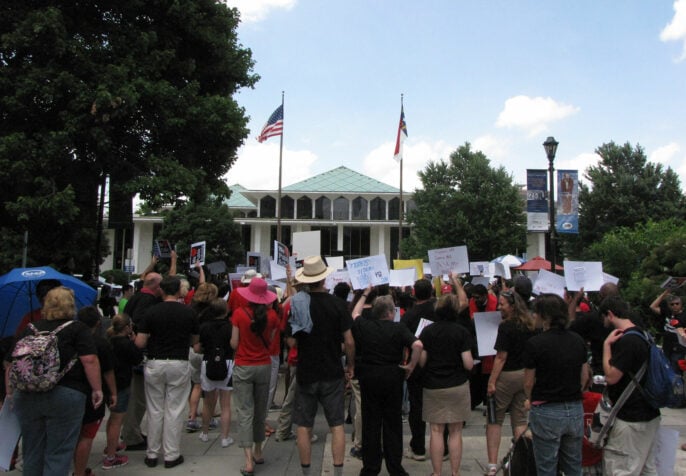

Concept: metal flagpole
[[398, 94, 404, 259], [276, 91, 285, 243]]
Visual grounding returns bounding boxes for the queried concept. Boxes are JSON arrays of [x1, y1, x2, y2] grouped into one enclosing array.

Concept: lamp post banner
[[526, 169, 549, 231], [556, 169, 579, 234]]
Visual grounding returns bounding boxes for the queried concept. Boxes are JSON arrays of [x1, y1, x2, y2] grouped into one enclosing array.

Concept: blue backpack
[[624, 329, 685, 409]]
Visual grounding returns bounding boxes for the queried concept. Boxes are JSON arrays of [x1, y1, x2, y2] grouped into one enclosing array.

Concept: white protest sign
[[474, 311, 502, 357], [470, 261, 492, 276], [390, 268, 417, 288], [603, 272, 619, 285], [292, 230, 321, 260], [325, 270, 351, 291], [346, 254, 390, 290], [471, 276, 491, 288], [654, 427, 678, 476], [428, 246, 469, 276], [269, 260, 287, 281], [415, 317, 434, 338], [493, 262, 511, 280], [0, 396, 20, 471], [563, 261, 604, 292], [325, 256, 345, 270], [533, 269, 566, 298], [422, 262, 432, 277]]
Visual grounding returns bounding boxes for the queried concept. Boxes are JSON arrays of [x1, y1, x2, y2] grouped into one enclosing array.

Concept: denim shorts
[[110, 386, 131, 413]]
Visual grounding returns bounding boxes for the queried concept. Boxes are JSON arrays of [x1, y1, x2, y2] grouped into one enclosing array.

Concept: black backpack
[[204, 321, 229, 381]]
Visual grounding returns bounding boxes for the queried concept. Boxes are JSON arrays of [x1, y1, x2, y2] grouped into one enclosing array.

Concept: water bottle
[[487, 394, 497, 424]]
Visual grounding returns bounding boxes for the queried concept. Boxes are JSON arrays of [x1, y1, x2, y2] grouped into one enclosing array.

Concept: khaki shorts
[[493, 369, 528, 427]]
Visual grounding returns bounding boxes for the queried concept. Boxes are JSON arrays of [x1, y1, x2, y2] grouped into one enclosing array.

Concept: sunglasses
[[501, 291, 515, 304]]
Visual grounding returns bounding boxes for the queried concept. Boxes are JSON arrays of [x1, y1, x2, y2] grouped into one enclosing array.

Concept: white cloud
[[556, 152, 601, 182], [661, 0, 686, 61], [362, 140, 455, 192], [472, 134, 510, 161], [650, 142, 686, 190], [224, 141, 318, 189], [496, 95, 580, 137], [223, 0, 296, 23]]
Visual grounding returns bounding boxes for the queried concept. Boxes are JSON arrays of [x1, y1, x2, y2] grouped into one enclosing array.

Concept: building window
[[315, 196, 331, 220], [388, 197, 400, 220], [311, 226, 338, 256], [343, 227, 370, 259], [370, 197, 386, 220], [406, 199, 417, 214], [260, 196, 276, 218], [352, 197, 367, 220], [270, 225, 292, 248], [297, 196, 312, 219], [281, 196, 294, 219], [241, 225, 251, 254], [333, 197, 349, 221], [390, 226, 411, 260]]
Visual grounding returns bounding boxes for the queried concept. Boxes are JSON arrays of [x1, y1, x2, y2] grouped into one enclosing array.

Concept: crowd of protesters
[[0, 251, 679, 476]]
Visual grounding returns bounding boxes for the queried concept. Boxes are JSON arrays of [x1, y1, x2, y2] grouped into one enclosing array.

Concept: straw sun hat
[[295, 256, 334, 284]]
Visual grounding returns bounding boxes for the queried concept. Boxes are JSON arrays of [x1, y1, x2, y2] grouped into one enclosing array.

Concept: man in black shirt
[[601, 296, 660, 475], [135, 276, 199, 469]]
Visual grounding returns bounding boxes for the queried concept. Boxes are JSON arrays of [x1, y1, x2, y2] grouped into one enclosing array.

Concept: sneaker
[[403, 447, 426, 461], [185, 420, 201, 432], [349, 447, 362, 459], [221, 436, 235, 448], [198, 432, 209, 442], [102, 454, 129, 470], [209, 417, 219, 430], [102, 442, 126, 455], [310, 434, 318, 443]]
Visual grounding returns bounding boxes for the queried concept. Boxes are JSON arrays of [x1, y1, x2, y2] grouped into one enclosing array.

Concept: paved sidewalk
[[10, 370, 686, 475]]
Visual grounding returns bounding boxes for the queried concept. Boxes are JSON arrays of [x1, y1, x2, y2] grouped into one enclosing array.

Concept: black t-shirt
[[660, 309, 686, 356], [199, 319, 234, 361], [352, 318, 417, 376], [123, 290, 161, 329], [137, 302, 199, 360], [494, 320, 537, 371], [83, 334, 115, 423], [292, 291, 353, 386], [109, 335, 143, 391], [419, 321, 474, 389], [8, 319, 97, 395], [401, 299, 436, 335], [523, 328, 587, 403], [608, 327, 661, 422], [568, 310, 610, 375]]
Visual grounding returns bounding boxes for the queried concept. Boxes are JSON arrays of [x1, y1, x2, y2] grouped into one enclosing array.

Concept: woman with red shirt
[[230, 278, 279, 476]]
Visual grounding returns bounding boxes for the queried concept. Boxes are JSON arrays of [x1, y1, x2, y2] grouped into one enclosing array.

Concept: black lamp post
[[543, 136, 559, 273]]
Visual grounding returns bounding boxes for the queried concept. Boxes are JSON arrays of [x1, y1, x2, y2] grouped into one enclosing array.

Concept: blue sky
[[223, 0, 686, 193]]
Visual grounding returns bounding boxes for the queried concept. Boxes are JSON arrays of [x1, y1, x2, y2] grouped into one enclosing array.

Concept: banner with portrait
[[526, 169, 548, 232], [556, 169, 579, 234]]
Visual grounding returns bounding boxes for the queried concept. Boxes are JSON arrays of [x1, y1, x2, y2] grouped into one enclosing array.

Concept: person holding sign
[[650, 290, 686, 374], [484, 291, 537, 476], [418, 294, 474, 476]]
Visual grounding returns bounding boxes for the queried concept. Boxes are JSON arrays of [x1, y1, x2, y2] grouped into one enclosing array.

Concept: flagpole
[[398, 94, 404, 259], [276, 91, 284, 243]]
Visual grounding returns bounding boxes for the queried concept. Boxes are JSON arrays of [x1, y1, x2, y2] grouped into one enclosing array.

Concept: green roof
[[225, 184, 256, 209], [283, 166, 399, 194]]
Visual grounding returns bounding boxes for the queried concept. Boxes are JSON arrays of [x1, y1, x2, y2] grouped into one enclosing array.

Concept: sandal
[[252, 457, 265, 464], [240, 468, 254, 476], [485, 463, 498, 476]]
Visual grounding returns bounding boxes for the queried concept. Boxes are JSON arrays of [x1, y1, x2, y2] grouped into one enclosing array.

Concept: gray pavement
[[12, 370, 686, 475]]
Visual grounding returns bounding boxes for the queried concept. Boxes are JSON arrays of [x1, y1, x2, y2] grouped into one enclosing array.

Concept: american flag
[[393, 106, 407, 162], [257, 105, 284, 143]]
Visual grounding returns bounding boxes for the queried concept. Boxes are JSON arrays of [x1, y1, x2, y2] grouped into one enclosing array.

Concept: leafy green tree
[[0, 1, 257, 273], [159, 199, 245, 273], [401, 143, 526, 261], [563, 142, 685, 257]]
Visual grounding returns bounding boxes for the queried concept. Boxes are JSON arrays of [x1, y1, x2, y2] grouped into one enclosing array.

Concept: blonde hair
[[41, 286, 76, 321], [107, 313, 132, 337], [193, 282, 219, 304]]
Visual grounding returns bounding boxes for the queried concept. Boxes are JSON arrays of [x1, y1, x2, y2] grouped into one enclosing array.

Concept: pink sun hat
[[237, 277, 277, 305]]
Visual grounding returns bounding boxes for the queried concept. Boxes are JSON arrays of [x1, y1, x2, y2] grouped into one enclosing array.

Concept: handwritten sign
[[469, 261, 492, 276], [325, 270, 351, 291], [563, 260, 604, 292], [428, 246, 469, 276], [533, 269, 566, 298], [346, 254, 390, 290], [390, 268, 417, 288]]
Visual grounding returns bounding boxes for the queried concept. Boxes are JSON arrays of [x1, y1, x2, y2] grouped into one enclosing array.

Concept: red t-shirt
[[232, 306, 278, 366], [227, 288, 250, 313]]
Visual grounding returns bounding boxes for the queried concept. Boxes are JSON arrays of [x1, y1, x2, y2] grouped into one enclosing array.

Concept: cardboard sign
[[390, 268, 417, 288], [153, 239, 173, 258], [428, 246, 469, 276], [533, 269, 566, 298], [474, 311, 502, 357], [393, 258, 425, 279], [563, 261, 604, 292]]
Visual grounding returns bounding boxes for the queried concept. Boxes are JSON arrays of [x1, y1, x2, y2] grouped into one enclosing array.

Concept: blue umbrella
[[0, 266, 97, 337]]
